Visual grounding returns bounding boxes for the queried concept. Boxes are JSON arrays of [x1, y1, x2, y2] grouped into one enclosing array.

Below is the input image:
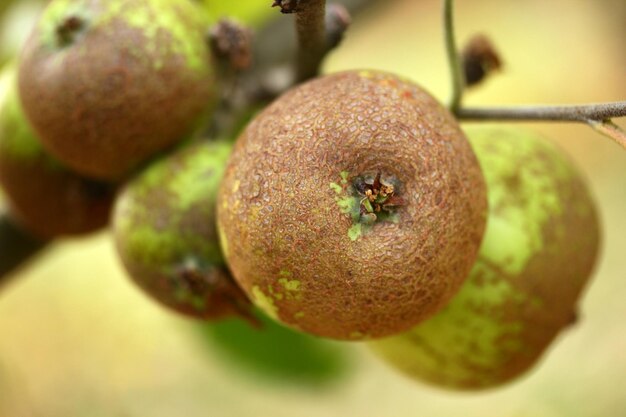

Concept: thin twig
[[456, 101, 626, 122], [262, 0, 363, 69], [588, 119, 626, 148], [444, 0, 464, 112], [443, 0, 626, 148], [0, 212, 48, 287], [457, 102, 626, 149]]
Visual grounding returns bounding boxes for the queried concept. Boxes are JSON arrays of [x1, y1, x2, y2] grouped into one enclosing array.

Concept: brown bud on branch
[[461, 34, 502, 87]]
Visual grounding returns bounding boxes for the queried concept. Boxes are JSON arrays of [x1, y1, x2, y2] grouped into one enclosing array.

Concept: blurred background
[[0, 0, 624, 416]]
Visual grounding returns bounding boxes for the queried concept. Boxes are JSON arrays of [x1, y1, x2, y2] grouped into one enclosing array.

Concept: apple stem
[[273, 0, 326, 81], [443, 0, 464, 112], [206, 0, 368, 142], [272, 0, 351, 82]]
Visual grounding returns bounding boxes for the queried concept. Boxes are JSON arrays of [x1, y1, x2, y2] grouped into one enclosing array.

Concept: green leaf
[[196, 309, 353, 387]]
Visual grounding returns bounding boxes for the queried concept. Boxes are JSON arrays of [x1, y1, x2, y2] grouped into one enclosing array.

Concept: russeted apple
[[0, 63, 114, 238], [18, 0, 218, 180], [217, 70, 487, 340], [113, 140, 253, 322]]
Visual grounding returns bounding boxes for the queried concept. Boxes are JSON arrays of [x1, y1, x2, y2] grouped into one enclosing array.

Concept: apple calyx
[[353, 172, 405, 225], [56, 15, 86, 47]]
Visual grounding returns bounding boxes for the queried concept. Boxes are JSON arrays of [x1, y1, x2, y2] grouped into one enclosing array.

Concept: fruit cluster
[[0, 0, 601, 391]]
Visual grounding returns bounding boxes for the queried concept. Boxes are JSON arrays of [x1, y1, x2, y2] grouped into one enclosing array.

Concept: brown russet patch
[[217, 70, 487, 340]]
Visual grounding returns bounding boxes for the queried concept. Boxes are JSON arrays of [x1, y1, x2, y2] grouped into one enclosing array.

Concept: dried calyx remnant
[[56, 15, 85, 47], [208, 19, 253, 72], [352, 172, 405, 225], [272, 0, 301, 14], [171, 258, 260, 327], [174, 259, 221, 297]]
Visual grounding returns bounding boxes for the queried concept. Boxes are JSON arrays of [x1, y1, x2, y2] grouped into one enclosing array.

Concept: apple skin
[[113, 140, 252, 321], [0, 63, 114, 239], [18, 0, 217, 181], [216, 70, 487, 341], [369, 126, 601, 390]]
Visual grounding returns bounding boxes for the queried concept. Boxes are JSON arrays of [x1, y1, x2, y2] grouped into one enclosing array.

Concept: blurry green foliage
[[202, 0, 276, 27], [197, 309, 353, 387], [0, 1, 45, 67]]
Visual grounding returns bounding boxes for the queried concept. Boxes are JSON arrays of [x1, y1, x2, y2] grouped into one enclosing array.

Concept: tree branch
[[442, 0, 626, 149], [456, 101, 626, 122], [0, 212, 48, 287], [443, 0, 464, 112], [260, 0, 367, 69], [457, 102, 626, 149], [206, 0, 369, 140]]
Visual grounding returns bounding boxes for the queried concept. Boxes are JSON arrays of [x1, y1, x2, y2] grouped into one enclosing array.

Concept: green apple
[[202, 0, 274, 27], [0, 1, 45, 67], [369, 126, 600, 390], [113, 140, 253, 321]]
